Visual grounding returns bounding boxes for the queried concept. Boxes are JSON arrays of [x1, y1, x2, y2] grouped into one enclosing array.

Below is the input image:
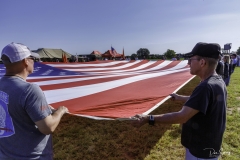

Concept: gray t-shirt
[[0, 76, 53, 160]]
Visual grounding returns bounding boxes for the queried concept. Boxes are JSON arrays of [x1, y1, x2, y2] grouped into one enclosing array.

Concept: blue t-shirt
[[0, 76, 53, 160]]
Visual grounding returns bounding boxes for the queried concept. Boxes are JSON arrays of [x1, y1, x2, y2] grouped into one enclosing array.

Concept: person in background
[[225, 55, 233, 86], [0, 42, 69, 160], [223, 55, 230, 86], [172, 57, 177, 61], [132, 42, 226, 160], [237, 54, 240, 66], [216, 55, 224, 79], [231, 53, 237, 72]]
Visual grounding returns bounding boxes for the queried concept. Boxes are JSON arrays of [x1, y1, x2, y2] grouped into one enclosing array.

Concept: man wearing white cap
[[0, 42, 68, 159]]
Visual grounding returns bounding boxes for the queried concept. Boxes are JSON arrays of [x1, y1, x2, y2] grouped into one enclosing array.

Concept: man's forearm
[[177, 95, 190, 102], [36, 107, 68, 135], [153, 112, 187, 124], [134, 106, 198, 125], [49, 109, 66, 131]]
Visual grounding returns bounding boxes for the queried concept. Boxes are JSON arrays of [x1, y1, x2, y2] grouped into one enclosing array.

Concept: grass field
[[53, 67, 240, 160]]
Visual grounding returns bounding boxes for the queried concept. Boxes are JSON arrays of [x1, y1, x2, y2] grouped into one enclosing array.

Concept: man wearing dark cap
[[0, 42, 69, 159], [133, 42, 226, 159]]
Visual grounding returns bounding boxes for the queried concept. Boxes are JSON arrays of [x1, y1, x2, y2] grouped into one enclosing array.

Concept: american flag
[[111, 46, 118, 57], [0, 60, 193, 120]]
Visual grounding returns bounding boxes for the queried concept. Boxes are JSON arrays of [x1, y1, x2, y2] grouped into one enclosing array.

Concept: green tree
[[164, 49, 176, 59], [236, 47, 240, 55], [155, 54, 162, 59], [149, 54, 155, 59], [136, 48, 150, 59], [131, 53, 137, 60]]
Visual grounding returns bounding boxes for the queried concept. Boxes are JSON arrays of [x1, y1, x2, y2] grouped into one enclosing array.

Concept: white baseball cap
[[1, 42, 40, 63]]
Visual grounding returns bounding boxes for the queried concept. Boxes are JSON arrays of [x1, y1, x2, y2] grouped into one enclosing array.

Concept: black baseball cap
[[185, 42, 221, 59]]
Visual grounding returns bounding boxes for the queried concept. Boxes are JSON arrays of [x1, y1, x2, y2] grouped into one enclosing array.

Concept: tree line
[[237, 47, 240, 55], [131, 46, 240, 60], [130, 48, 182, 60]]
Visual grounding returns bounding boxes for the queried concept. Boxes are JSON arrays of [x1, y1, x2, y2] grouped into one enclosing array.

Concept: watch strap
[[149, 115, 155, 125]]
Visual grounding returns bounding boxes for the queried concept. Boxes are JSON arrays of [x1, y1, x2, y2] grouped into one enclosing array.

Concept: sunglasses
[[188, 58, 200, 63], [27, 56, 36, 61]]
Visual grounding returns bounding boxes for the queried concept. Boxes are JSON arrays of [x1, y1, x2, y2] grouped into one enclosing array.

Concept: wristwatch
[[149, 115, 155, 125]]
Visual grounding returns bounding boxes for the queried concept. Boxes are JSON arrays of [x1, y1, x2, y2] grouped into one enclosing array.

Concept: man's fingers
[[169, 94, 176, 101], [133, 115, 140, 119]]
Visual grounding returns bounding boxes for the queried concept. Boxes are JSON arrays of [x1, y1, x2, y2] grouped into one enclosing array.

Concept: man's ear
[[200, 59, 206, 66], [23, 58, 29, 66]]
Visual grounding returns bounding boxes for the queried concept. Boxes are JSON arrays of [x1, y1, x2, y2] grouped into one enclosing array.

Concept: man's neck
[[5, 72, 28, 80], [199, 70, 216, 82]]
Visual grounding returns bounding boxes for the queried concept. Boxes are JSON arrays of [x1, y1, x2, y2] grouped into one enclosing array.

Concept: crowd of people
[[216, 53, 238, 86]]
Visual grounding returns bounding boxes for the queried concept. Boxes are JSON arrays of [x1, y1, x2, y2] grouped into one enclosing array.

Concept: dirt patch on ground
[[226, 108, 233, 115], [237, 107, 240, 113], [236, 97, 240, 100]]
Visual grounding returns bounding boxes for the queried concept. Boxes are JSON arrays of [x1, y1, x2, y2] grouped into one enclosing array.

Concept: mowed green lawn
[[53, 67, 240, 160]]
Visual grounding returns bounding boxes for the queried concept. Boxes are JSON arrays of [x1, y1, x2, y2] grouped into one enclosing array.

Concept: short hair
[[1, 54, 11, 64], [223, 55, 230, 64], [232, 53, 237, 58], [198, 56, 218, 70]]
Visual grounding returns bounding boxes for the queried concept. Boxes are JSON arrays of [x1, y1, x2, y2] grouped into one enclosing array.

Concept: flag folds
[[0, 60, 193, 120]]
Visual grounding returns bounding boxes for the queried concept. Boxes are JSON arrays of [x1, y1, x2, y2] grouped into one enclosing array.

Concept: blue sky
[[0, 0, 239, 56]]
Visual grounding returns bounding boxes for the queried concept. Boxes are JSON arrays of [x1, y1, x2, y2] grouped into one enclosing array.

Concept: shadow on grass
[[53, 76, 200, 160]]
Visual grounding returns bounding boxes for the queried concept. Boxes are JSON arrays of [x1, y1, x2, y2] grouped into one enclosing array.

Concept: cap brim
[[30, 52, 40, 58], [184, 52, 193, 58]]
